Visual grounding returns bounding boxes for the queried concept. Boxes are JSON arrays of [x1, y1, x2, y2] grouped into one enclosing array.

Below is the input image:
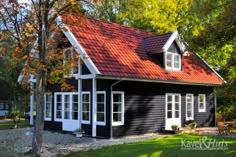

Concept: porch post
[[78, 78, 82, 129], [30, 82, 34, 125], [92, 78, 97, 137]]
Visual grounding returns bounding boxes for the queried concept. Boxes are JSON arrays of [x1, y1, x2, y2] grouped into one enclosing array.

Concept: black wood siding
[[111, 81, 215, 137], [45, 77, 215, 138]]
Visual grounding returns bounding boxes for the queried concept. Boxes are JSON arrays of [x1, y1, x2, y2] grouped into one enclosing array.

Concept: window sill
[[96, 122, 106, 126], [112, 122, 124, 126], [81, 121, 90, 125]]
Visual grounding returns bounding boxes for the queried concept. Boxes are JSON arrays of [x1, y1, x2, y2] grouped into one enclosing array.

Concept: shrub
[[9, 110, 20, 123]]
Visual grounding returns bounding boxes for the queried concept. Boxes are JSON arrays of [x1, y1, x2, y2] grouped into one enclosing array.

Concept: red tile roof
[[62, 15, 224, 85]]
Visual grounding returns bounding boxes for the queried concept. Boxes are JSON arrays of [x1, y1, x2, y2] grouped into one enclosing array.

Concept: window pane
[[83, 94, 89, 102], [83, 103, 89, 111], [113, 94, 121, 103], [187, 103, 191, 110], [72, 112, 78, 120], [167, 103, 172, 110], [72, 102, 78, 111], [167, 111, 172, 118], [167, 95, 172, 102], [57, 103, 61, 110], [199, 103, 204, 109], [82, 112, 89, 121], [199, 95, 204, 102], [175, 103, 179, 110], [113, 103, 121, 112], [64, 111, 70, 119], [97, 113, 104, 122], [166, 53, 172, 68], [113, 113, 122, 122], [65, 95, 70, 102], [97, 94, 104, 102], [73, 95, 78, 102], [175, 111, 179, 118], [175, 95, 179, 102], [57, 95, 62, 102], [97, 103, 104, 112], [56, 111, 62, 119], [187, 111, 191, 118]]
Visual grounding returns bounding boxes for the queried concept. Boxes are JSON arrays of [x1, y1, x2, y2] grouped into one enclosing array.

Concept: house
[[19, 15, 225, 138]]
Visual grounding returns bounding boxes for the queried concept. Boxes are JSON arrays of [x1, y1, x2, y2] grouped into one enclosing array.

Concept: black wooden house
[[19, 15, 225, 138]]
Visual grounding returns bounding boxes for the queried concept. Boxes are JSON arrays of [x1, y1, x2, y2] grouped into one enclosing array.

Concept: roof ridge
[[83, 16, 173, 37]]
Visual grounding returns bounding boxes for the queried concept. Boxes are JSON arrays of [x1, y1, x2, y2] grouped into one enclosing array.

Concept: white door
[[165, 94, 181, 130], [62, 93, 80, 131]]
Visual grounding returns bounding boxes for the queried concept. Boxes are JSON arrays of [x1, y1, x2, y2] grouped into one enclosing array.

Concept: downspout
[[110, 80, 123, 139], [214, 88, 217, 127]]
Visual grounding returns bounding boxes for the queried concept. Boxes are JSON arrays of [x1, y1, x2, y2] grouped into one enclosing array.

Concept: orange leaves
[[70, 0, 76, 5]]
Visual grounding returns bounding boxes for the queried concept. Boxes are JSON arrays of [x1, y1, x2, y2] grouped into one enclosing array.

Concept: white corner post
[[92, 78, 97, 137], [30, 82, 34, 125]]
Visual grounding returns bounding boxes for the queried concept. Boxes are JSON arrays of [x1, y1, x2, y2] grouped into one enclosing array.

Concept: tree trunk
[[31, 72, 45, 155], [31, 5, 47, 154]]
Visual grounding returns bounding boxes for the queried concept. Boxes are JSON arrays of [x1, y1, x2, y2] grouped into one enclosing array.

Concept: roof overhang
[[96, 75, 223, 87]]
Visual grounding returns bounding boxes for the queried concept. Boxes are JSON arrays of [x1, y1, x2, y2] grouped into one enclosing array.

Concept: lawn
[[0, 120, 30, 129], [64, 134, 236, 157]]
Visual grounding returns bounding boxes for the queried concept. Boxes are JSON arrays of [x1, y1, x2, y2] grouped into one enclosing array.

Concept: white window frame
[[111, 91, 125, 126], [54, 92, 78, 122], [44, 93, 52, 121], [54, 93, 63, 122], [81, 91, 91, 124], [165, 51, 181, 71], [186, 94, 194, 120], [63, 47, 78, 78], [165, 93, 181, 119], [198, 94, 206, 112], [96, 91, 106, 126]]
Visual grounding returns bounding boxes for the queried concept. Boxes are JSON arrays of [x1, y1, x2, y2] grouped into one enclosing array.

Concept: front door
[[62, 93, 80, 131], [165, 94, 181, 130]]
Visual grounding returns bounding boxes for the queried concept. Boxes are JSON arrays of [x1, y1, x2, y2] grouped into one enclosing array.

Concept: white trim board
[[162, 31, 178, 52]]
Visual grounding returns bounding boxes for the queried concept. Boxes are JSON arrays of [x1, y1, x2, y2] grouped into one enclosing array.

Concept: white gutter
[[97, 75, 223, 87]]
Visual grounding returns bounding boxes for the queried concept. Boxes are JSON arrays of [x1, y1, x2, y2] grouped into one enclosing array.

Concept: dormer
[[162, 31, 188, 71], [144, 31, 188, 72]]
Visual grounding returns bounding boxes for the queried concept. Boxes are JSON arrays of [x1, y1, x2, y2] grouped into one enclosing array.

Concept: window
[[72, 94, 78, 120], [54, 92, 78, 122], [198, 94, 206, 112], [96, 91, 106, 125], [112, 92, 124, 126], [165, 52, 181, 71], [82, 92, 90, 124], [64, 95, 70, 119], [44, 93, 52, 121], [186, 94, 194, 120], [166, 94, 181, 119], [63, 48, 78, 77], [55, 93, 62, 121]]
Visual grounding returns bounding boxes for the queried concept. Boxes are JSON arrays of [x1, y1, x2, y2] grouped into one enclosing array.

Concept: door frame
[[54, 92, 80, 131], [165, 93, 181, 130]]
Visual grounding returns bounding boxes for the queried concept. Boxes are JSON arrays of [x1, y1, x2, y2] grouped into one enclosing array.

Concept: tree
[[0, 0, 96, 155]]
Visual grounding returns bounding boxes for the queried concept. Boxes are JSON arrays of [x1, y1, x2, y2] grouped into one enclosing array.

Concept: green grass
[[0, 120, 30, 129], [64, 134, 236, 157]]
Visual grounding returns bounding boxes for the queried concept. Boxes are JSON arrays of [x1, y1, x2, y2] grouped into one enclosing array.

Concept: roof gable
[[60, 15, 224, 85]]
